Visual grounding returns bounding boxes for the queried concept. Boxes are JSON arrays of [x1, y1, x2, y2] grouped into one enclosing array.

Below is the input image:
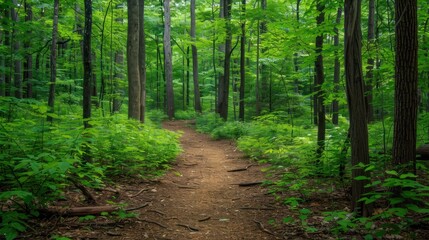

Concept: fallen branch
[[41, 206, 118, 217], [147, 209, 166, 216], [183, 163, 198, 166], [253, 220, 274, 235], [41, 202, 150, 217], [176, 223, 199, 232], [129, 188, 149, 198], [240, 207, 276, 211], [227, 164, 255, 172], [125, 202, 150, 211], [138, 218, 168, 229], [68, 177, 97, 204], [236, 181, 263, 187], [198, 216, 211, 222]]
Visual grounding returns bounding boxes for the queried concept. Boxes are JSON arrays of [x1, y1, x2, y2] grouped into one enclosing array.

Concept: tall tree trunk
[[47, 0, 59, 122], [83, 0, 92, 129], [315, 1, 325, 160], [392, 0, 418, 173], [365, 0, 375, 122], [24, 1, 33, 98], [0, 18, 4, 96], [3, 8, 11, 97], [255, 17, 261, 115], [260, 0, 268, 111], [344, 0, 373, 217], [139, 0, 147, 122], [164, 0, 174, 119], [127, 0, 141, 120], [191, 0, 202, 113], [217, 0, 232, 120], [239, 0, 246, 121], [11, 0, 22, 99], [293, 0, 301, 94], [332, 8, 342, 125]]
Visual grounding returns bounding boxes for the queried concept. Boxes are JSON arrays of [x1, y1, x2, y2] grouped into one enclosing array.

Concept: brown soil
[[29, 120, 332, 240]]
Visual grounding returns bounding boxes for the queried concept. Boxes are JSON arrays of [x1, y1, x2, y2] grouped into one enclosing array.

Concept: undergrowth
[[0, 97, 181, 240], [195, 111, 429, 239]]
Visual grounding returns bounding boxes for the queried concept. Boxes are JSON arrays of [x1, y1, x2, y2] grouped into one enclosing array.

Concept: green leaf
[[386, 170, 398, 176], [399, 173, 417, 179], [354, 176, 371, 181]]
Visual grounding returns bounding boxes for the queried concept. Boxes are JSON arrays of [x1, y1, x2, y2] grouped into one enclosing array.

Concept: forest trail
[[49, 120, 304, 240], [116, 120, 285, 239]]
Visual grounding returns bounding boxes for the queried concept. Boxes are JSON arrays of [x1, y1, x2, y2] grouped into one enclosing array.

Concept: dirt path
[[125, 120, 281, 240], [50, 120, 295, 240]]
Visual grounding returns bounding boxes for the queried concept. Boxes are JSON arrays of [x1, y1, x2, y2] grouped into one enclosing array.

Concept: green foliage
[[91, 115, 182, 177], [174, 110, 198, 120], [0, 98, 181, 239]]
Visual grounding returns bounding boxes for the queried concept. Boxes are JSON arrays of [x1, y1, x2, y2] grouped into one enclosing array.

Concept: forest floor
[[29, 120, 343, 239]]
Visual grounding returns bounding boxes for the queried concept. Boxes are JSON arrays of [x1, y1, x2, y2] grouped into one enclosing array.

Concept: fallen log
[[41, 202, 150, 217], [41, 206, 119, 217]]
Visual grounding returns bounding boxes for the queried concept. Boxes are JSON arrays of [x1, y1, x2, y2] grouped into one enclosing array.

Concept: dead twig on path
[[107, 231, 122, 236], [240, 207, 276, 211], [183, 163, 198, 166], [227, 164, 255, 172], [235, 181, 264, 187], [198, 216, 211, 222], [138, 218, 168, 229], [129, 188, 149, 198], [125, 202, 150, 211], [176, 223, 199, 231], [253, 220, 274, 235], [148, 209, 166, 216]]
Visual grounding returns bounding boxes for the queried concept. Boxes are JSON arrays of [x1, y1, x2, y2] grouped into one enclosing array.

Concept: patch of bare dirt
[[27, 120, 336, 240]]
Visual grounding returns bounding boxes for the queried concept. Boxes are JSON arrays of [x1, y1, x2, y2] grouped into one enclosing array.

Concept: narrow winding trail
[[122, 120, 283, 239]]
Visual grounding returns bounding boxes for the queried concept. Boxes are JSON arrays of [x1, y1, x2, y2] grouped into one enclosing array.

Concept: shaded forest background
[[1, 0, 429, 239]]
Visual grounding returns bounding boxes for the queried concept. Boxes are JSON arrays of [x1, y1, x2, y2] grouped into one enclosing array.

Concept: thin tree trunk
[[191, 0, 202, 113], [344, 0, 373, 217], [127, 0, 141, 120], [392, 0, 418, 174], [24, 1, 33, 98], [11, 0, 22, 99], [315, 1, 325, 160], [47, 0, 59, 122], [164, 0, 174, 119], [139, 0, 147, 122], [217, 0, 232, 120], [239, 0, 246, 121], [332, 8, 342, 125], [365, 0, 375, 122], [3, 8, 11, 97], [83, 0, 92, 129]]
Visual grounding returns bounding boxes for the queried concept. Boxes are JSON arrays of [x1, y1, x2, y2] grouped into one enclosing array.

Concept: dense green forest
[[1, 0, 429, 239]]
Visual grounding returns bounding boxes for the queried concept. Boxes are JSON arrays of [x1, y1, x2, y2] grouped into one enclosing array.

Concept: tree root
[[176, 223, 199, 231], [253, 220, 274, 235]]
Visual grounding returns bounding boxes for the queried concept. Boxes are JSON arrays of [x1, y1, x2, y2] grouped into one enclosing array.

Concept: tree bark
[[392, 0, 418, 173], [191, 0, 202, 113], [217, 0, 232, 120], [332, 8, 342, 125], [83, 0, 92, 129], [139, 0, 146, 122], [127, 0, 141, 120], [344, 0, 373, 217], [11, 0, 22, 99], [315, 1, 325, 160], [239, 0, 246, 121], [24, 1, 33, 98], [164, 0, 174, 119], [365, 0, 375, 122], [47, 0, 59, 122]]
